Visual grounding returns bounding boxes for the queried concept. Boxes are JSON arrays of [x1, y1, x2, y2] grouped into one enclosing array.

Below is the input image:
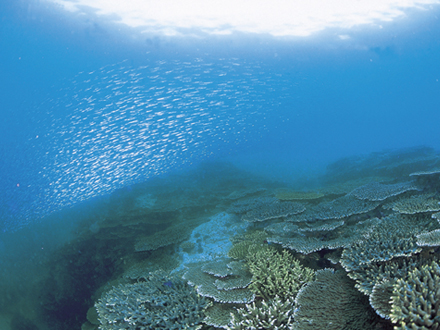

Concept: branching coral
[[227, 296, 295, 330], [247, 249, 314, 301], [391, 261, 440, 330], [95, 271, 208, 329]]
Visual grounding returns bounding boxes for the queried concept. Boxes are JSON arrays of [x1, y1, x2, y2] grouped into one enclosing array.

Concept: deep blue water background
[[1, 0, 440, 233], [0, 2, 440, 329]]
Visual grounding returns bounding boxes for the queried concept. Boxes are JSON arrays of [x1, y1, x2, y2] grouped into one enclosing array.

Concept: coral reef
[[31, 153, 440, 330], [286, 194, 381, 222], [183, 259, 254, 328], [242, 200, 306, 222], [267, 216, 380, 254], [387, 193, 440, 214], [340, 214, 429, 270], [228, 197, 278, 215], [410, 168, 440, 176], [275, 189, 324, 201], [370, 280, 394, 319], [95, 271, 208, 329], [348, 181, 420, 201], [247, 249, 314, 301], [203, 303, 239, 329], [417, 229, 440, 247], [183, 259, 254, 304], [391, 261, 440, 329], [344, 254, 434, 297], [227, 230, 268, 260], [227, 296, 295, 330], [292, 269, 379, 330], [319, 177, 390, 195], [225, 188, 267, 200], [320, 146, 440, 185], [228, 197, 306, 222]]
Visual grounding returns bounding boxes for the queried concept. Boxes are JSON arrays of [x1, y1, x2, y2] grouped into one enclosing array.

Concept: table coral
[[95, 272, 208, 329], [349, 181, 420, 201]]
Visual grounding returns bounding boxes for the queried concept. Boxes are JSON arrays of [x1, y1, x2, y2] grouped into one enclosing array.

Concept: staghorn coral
[[95, 271, 208, 330], [293, 269, 379, 330], [324, 248, 343, 264], [227, 296, 295, 330], [349, 181, 420, 201], [391, 261, 440, 329], [345, 254, 436, 297], [247, 249, 314, 301]]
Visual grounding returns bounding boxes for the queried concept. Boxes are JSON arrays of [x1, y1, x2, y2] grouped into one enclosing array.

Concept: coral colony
[[74, 149, 440, 330]]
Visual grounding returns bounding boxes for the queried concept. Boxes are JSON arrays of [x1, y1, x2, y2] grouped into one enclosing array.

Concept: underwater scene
[[1, 1, 440, 329]]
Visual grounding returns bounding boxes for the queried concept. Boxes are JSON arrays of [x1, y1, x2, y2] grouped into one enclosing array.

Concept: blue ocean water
[[1, 1, 440, 329], [2, 3, 440, 231]]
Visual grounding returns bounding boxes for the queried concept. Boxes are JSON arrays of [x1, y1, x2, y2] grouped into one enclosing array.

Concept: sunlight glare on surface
[[48, 0, 440, 37]]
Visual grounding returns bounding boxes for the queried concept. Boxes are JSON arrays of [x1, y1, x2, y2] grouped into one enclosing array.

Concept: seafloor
[[1, 146, 440, 330]]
